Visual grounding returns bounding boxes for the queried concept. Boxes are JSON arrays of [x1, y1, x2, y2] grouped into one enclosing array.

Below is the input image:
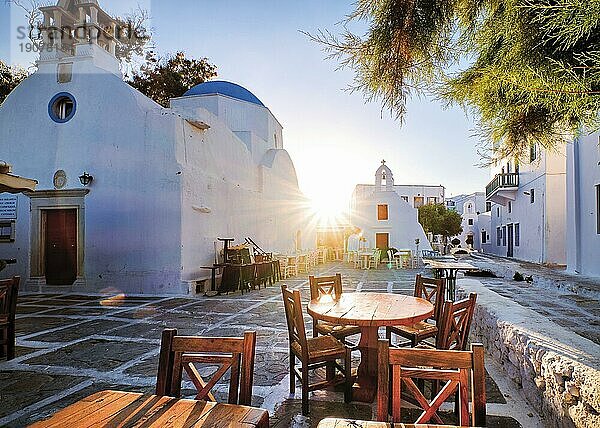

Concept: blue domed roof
[[183, 81, 265, 106]]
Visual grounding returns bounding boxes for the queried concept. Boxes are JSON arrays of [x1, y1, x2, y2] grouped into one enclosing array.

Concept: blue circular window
[[49, 92, 76, 123]]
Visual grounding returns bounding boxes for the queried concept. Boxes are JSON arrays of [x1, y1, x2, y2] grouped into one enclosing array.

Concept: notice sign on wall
[[0, 196, 17, 219]]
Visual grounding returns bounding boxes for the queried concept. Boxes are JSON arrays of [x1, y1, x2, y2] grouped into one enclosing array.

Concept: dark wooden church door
[[45, 209, 77, 285]]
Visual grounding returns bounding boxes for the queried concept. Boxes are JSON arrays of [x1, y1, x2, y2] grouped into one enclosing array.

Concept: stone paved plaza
[[0, 260, 560, 427]]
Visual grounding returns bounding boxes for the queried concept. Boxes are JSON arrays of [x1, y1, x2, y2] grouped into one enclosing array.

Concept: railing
[[486, 173, 519, 198]]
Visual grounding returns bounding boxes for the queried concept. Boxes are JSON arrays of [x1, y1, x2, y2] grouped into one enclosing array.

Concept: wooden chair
[[354, 253, 366, 269], [317, 248, 327, 264], [0, 276, 20, 361], [285, 256, 299, 277], [281, 284, 351, 415], [309, 274, 361, 344], [377, 339, 486, 426], [436, 293, 477, 351], [386, 275, 446, 347], [398, 250, 415, 269], [297, 254, 310, 273], [156, 328, 257, 406]]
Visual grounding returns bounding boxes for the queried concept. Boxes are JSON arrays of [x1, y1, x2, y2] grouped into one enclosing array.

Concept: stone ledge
[[457, 278, 600, 428]]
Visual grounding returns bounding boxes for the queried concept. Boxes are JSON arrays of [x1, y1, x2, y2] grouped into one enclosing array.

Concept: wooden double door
[[44, 209, 78, 285]]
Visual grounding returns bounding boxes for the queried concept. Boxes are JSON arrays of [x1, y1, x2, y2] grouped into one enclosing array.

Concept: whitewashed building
[[566, 131, 600, 277], [349, 161, 434, 252], [483, 145, 566, 264], [447, 192, 486, 250], [0, 0, 313, 293]]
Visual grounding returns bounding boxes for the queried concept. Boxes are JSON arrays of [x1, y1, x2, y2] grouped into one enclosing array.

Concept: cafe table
[[423, 260, 478, 301], [307, 292, 433, 403], [29, 390, 269, 428]]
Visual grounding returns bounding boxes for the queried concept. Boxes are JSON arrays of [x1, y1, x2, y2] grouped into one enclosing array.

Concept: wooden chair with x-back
[[386, 275, 446, 348], [156, 328, 257, 406], [309, 274, 361, 345], [377, 339, 486, 426], [436, 293, 477, 351]]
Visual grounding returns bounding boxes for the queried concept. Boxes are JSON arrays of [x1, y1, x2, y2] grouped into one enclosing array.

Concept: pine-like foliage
[[0, 61, 28, 105], [127, 52, 217, 107], [311, 0, 600, 160]]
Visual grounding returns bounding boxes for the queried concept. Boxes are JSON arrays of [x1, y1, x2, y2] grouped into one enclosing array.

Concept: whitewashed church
[[0, 0, 313, 293], [349, 161, 434, 252]]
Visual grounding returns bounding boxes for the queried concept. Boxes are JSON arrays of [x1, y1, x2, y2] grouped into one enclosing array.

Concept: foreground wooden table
[[29, 390, 269, 428], [318, 417, 466, 427], [307, 293, 433, 402]]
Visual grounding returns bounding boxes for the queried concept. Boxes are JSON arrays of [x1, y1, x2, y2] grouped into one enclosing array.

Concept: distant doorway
[[375, 233, 389, 250], [507, 224, 514, 258], [466, 233, 474, 249], [44, 209, 77, 285]]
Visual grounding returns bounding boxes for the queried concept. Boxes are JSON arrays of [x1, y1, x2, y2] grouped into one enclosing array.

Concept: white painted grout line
[[0, 379, 94, 426]]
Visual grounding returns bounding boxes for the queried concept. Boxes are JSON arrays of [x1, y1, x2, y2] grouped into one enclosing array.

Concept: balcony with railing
[[486, 173, 519, 205]]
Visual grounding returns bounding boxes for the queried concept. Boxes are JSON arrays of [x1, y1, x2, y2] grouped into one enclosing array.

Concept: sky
[[2, 0, 490, 215]]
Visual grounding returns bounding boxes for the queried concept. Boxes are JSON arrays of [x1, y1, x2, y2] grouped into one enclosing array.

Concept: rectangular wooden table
[[29, 390, 269, 428]]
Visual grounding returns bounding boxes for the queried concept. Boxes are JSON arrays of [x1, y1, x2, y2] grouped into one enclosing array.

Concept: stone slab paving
[[466, 254, 600, 345], [0, 262, 542, 427]]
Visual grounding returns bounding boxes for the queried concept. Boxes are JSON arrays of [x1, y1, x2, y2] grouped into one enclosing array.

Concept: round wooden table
[[307, 292, 434, 402]]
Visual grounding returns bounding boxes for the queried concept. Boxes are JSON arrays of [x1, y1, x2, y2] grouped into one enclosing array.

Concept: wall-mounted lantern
[[79, 172, 94, 186]]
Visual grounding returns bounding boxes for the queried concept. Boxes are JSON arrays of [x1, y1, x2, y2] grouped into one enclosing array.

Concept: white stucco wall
[[0, 52, 312, 293], [566, 132, 600, 276], [350, 166, 434, 250], [486, 148, 566, 264], [449, 192, 486, 250], [353, 184, 445, 209], [478, 212, 492, 253], [0, 64, 185, 293]]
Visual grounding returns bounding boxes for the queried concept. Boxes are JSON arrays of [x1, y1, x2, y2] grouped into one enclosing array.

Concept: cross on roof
[[381, 159, 386, 165]]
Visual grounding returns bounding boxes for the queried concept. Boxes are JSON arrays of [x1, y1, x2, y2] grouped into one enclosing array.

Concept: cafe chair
[[386, 275, 446, 347], [309, 274, 361, 345], [156, 328, 257, 406], [285, 255, 299, 278], [436, 293, 477, 351], [0, 276, 20, 361], [368, 249, 381, 269], [387, 250, 401, 269], [297, 254, 310, 273], [377, 339, 486, 426], [281, 284, 352, 415]]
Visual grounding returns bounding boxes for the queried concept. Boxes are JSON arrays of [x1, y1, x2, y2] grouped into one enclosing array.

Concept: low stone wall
[[457, 279, 600, 428]]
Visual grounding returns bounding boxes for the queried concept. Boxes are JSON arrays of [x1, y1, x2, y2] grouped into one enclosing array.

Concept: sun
[[308, 195, 347, 226]]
